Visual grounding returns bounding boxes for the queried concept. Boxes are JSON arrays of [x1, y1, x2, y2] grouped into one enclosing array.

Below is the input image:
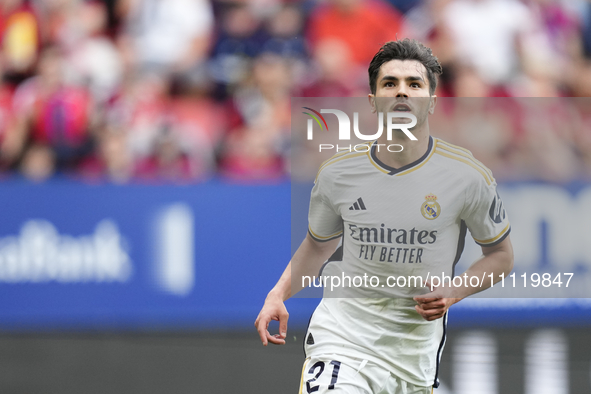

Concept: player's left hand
[[413, 282, 461, 321]]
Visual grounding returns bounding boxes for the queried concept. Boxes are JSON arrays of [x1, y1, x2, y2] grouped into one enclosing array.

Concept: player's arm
[[255, 233, 340, 345], [414, 235, 514, 321]]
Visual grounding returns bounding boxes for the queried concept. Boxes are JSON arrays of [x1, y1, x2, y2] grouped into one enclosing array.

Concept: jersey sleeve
[[461, 176, 511, 247], [308, 169, 343, 242]]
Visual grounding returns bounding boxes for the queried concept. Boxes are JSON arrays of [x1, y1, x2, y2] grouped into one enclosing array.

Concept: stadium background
[[0, 0, 590, 393]]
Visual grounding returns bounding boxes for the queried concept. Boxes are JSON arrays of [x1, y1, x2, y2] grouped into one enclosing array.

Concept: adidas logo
[[349, 198, 367, 211]]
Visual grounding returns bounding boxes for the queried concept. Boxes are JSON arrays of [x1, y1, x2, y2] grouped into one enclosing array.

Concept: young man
[[255, 39, 514, 393]]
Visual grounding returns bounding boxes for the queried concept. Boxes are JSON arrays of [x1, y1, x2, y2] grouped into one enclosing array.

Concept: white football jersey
[[304, 136, 510, 388]]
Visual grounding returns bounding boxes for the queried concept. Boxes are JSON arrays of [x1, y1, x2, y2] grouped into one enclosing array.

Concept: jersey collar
[[369, 136, 435, 176]]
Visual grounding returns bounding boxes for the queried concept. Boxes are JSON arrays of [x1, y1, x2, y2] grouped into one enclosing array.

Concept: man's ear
[[368, 94, 377, 113], [429, 95, 437, 115]]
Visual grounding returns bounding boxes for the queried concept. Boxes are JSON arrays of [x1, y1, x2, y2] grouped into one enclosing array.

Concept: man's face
[[369, 59, 436, 127]]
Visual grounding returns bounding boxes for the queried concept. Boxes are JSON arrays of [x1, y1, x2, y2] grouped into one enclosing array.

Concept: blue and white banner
[[0, 180, 307, 330], [0, 180, 590, 330]]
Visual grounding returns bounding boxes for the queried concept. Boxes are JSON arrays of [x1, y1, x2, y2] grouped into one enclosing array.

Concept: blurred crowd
[[0, 0, 590, 183]]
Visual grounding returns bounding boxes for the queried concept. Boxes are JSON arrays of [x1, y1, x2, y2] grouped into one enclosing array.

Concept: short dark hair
[[368, 39, 443, 96]]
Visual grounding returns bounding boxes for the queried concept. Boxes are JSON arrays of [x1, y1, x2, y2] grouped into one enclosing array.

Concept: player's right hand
[[255, 294, 289, 346]]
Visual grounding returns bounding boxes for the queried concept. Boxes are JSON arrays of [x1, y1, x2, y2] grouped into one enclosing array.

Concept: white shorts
[[298, 355, 432, 394]]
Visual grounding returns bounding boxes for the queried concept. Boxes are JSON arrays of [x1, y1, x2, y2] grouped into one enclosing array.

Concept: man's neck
[[375, 127, 431, 169]]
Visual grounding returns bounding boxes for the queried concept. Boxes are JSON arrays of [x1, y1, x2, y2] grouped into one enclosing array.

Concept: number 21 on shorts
[[305, 360, 341, 393]]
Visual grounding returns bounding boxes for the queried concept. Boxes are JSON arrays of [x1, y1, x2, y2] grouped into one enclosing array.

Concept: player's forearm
[[267, 262, 293, 302], [268, 234, 340, 301], [453, 240, 514, 300]]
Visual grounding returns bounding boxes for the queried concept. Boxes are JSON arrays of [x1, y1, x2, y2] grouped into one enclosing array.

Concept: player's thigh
[[298, 356, 371, 394], [376, 374, 432, 394]]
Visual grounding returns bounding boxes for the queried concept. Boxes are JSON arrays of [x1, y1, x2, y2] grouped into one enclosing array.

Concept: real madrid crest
[[421, 193, 440, 220]]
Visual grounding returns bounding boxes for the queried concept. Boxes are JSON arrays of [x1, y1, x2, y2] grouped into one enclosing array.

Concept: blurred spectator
[[8, 46, 94, 178], [449, 66, 494, 97], [209, 2, 307, 99], [0, 64, 17, 169], [165, 80, 226, 179], [509, 99, 581, 181], [105, 70, 225, 182], [307, 0, 403, 69], [263, 4, 307, 59], [118, 0, 213, 78], [529, 0, 580, 56], [449, 99, 514, 178], [219, 53, 291, 181], [300, 38, 365, 96], [571, 99, 591, 178], [384, 0, 422, 13], [582, 0, 591, 58], [19, 142, 55, 181], [80, 127, 133, 183], [208, 2, 272, 95], [441, 0, 555, 92], [135, 127, 196, 182], [226, 53, 291, 133], [571, 63, 591, 97], [443, 0, 533, 84], [81, 120, 199, 184], [0, 0, 41, 84], [0, 0, 587, 183], [53, 0, 123, 104], [218, 119, 286, 181], [107, 72, 168, 161]]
